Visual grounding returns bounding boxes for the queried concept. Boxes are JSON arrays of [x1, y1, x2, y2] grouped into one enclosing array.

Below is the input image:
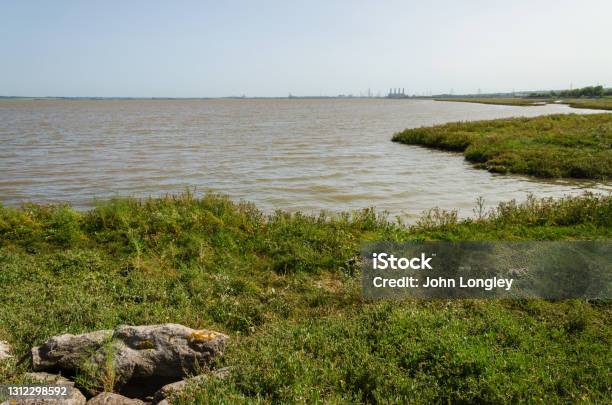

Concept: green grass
[[435, 97, 612, 111], [1, 192, 611, 403], [392, 113, 612, 179]]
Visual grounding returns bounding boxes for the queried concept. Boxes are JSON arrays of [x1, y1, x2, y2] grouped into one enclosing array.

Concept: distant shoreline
[[0, 95, 394, 101], [2, 95, 612, 111], [2, 84, 610, 103]]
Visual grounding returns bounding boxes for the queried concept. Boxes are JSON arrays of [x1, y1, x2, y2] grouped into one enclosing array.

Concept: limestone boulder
[[110, 324, 228, 384], [30, 324, 229, 396]]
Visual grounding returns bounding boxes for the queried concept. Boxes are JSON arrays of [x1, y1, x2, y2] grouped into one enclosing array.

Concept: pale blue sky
[[1, 0, 611, 97]]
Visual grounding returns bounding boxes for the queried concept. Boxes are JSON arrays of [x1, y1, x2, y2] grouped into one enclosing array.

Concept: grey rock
[[0, 340, 11, 361], [86, 392, 145, 405], [30, 324, 229, 395], [1, 373, 86, 405], [153, 367, 233, 403]]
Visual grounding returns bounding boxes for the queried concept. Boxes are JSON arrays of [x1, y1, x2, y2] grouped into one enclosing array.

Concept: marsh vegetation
[[1, 192, 610, 403]]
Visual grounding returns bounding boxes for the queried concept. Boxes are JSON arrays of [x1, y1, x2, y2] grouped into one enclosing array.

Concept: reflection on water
[[0, 99, 609, 220]]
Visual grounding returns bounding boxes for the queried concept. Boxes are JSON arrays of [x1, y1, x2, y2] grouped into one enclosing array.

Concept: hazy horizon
[[1, 0, 611, 98]]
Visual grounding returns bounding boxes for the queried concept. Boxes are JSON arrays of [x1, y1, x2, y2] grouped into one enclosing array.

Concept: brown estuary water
[[0, 99, 609, 220]]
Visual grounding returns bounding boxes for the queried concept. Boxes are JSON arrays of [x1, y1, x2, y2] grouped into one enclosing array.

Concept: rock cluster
[[2, 324, 230, 405]]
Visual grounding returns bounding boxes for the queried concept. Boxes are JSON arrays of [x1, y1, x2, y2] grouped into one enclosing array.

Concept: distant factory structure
[[387, 88, 408, 98]]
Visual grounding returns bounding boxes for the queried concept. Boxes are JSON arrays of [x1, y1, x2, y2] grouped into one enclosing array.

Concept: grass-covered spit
[[0, 192, 611, 403], [392, 113, 612, 179], [435, 97, 612, 111], [561, 98, 612, 111]]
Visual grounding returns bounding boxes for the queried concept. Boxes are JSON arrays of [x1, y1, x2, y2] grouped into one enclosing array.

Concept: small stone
[[86, 392, 145, 404], [211, 366, 232, 380], [0, 340, 11, 361], [153, 367, 233, 403], [153, 378, 193, 402]]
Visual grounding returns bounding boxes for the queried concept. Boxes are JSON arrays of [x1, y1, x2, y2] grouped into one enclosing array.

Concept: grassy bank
[[392, 113, 612, 179], [0, 192, 611, 403], [561, 98, 612, 111], [435, 97, 612, 111]]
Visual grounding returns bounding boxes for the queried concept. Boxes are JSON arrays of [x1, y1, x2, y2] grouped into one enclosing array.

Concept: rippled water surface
[[0, 99, 609, 219]]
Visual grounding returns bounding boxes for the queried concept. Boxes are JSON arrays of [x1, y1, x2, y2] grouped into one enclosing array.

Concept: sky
[[1, 0, 611, 97]]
